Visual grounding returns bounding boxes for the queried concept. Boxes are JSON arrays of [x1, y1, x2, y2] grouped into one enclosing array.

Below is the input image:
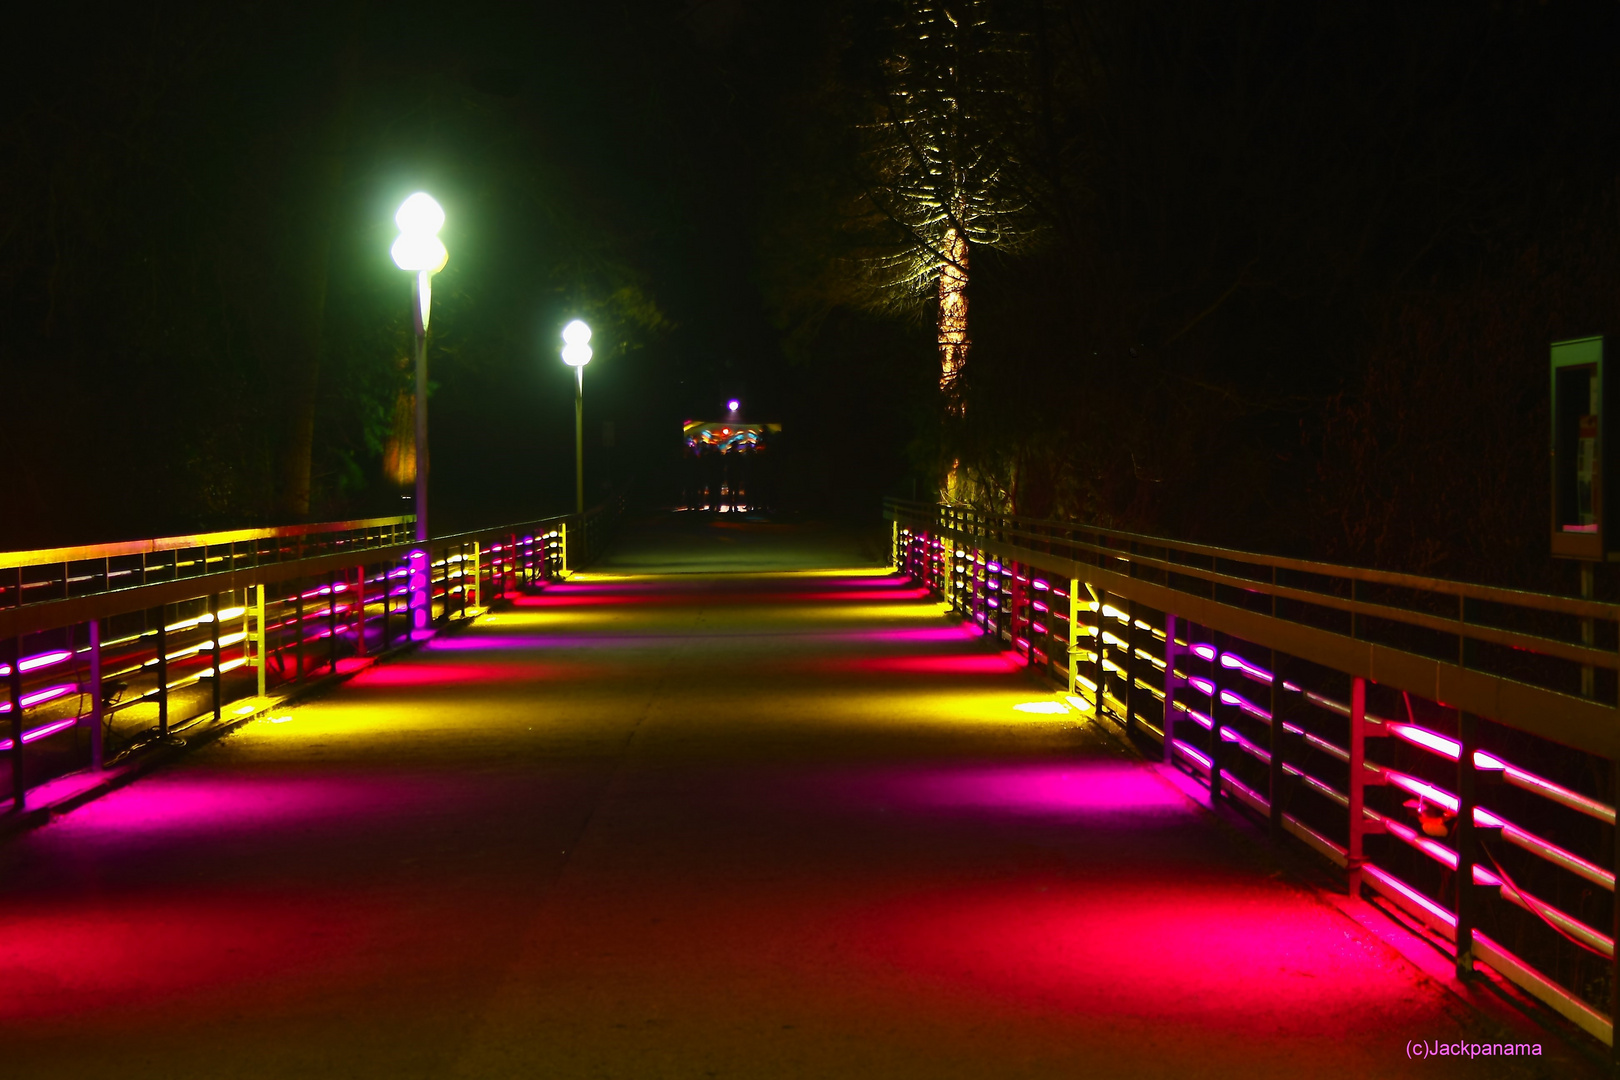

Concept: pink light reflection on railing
[[0, 715, 79, 751], [0, 649, 73, 678], [0, 684, 76, 713]]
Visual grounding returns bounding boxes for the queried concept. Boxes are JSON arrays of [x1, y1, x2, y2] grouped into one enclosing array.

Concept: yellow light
[[562, 319, 592, 345], [1014, 701, 1068, 714], [561, 342, 593, 367], [219, 606, 246, 621]]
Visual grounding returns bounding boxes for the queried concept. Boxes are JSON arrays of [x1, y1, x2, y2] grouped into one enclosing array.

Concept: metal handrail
[[911, 499, 1620, 619], [1, 497, 624, 817], [890, 501, 1620, 1049], [887, 497, 1620, 759], [0, 515, 415, 571]]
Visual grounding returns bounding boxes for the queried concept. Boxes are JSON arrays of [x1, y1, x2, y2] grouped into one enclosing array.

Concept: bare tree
[[858, 1, 1039, 399]]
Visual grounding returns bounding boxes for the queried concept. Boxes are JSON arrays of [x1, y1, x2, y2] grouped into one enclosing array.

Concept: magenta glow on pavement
[[819, 761, 1191, 817]]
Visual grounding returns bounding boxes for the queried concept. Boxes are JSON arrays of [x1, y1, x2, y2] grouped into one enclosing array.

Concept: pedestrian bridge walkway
[[0, 515, 1586, 1078]]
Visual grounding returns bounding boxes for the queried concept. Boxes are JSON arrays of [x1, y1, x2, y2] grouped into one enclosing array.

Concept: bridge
[[0, 503, 1612, 1076]]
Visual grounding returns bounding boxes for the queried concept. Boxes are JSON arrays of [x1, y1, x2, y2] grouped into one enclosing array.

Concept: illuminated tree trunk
[[938, 226, 970, 392]]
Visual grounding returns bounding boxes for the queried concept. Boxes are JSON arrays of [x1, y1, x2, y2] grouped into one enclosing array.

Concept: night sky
[[3, 1, 1617, 588]]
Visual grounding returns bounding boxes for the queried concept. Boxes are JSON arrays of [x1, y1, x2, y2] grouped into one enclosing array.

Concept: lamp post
[[561, 320, 593, 514], [391, 193, 447, 637], [390, 192, 448, 543]]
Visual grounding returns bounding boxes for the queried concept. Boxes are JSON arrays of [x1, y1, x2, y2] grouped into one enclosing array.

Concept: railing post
[[471, 542, 482, 610], [210, 592, 222, 720], [1209, 630, 1225, 802], [355, 563, 368, 657], [1346, 676, 1367, 899], [154, 608, 169, 736], [1067, 577, 1080, 697], [327, 572, 338, 672], [1455, 708, 1480, 979], [1091, 586, 1106, 712], [254, 584, 267, 696], [1013, 561, 1029, 664], [1268, 648, 1283, 839], [891, 521, 900, 570], [89, 617, 104, 770], [1163, 613, 1181, 764], [382, 564, 394, 649], [1123, 600, 1139, 737], [409, 548, 429, 637], [294, 587, 304, 683], [1611, 755, 1620, 1074], [6, 637, 23, 810]]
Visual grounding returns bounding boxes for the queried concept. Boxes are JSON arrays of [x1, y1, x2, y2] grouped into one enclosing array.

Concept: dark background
[[1, 1, 1616, 592]]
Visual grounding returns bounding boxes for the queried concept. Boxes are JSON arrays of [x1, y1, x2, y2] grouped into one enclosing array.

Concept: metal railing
[[0, 498, 623, 813], [886, 497, 1620, 1051]]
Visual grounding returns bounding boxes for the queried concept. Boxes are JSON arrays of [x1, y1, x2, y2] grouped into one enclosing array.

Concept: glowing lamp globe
[[395, 192, 445, 235], [561, 320, 593, 367], [727, 399, 739, 412], [391, 193, 448, 273], [391, 234, 448, 273]]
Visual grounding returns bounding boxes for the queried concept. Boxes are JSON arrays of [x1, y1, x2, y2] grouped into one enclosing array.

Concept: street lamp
[[561, 319, 593, 514], [392, 192, 447, 637], [391, 192, 448, 544], [727, 398, 740, 413]]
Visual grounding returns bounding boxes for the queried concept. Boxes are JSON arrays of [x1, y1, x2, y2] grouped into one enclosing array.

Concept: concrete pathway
[[0, 515, 1594, 1078]]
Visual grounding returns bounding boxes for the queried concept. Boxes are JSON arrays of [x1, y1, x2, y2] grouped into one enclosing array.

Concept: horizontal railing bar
[[910, 515, 1620, 758], [896, 499, 1620, 621], [0, 516, 415, 570], [0, 509, 602, 640], [937, 511, 1620, 667]]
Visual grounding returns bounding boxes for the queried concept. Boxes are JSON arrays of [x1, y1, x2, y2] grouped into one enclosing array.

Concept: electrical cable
[[1477, 837, 1610, 959]]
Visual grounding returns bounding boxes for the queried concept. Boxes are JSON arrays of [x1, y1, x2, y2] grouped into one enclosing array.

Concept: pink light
[[1031, 580, 1048, 591], [1173, 739, 1213, 769], [1032, 601, 1048, 613], [1187, 675, 1215, 696], [1218, 689, 1270, 720], [1388, 723, 1506, 771], [1218, 652, 1274, 683], [0, 683, 76, 713], [1364, 864, 1456, 928], [409, 549, 429, 632], [1185, 708, 1212, 730], [0, 715, 79, 751], [0, 649, 73, 678], [1190, 643, 1216, 661], [850, 654, 1023, 676], [1386, 772, 1458, 814]]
